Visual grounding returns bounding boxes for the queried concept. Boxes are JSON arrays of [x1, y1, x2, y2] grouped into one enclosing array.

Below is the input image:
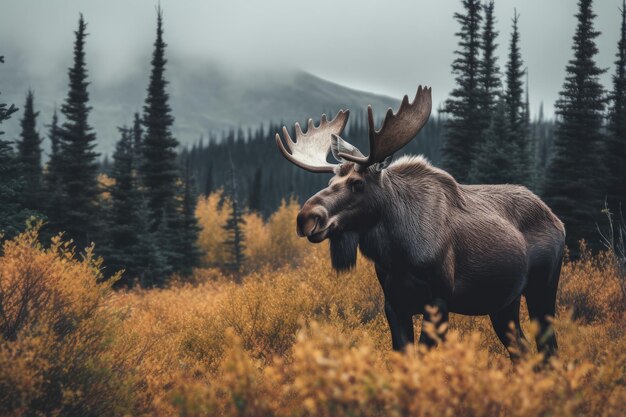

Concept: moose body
[[276, 86, 565, 358]]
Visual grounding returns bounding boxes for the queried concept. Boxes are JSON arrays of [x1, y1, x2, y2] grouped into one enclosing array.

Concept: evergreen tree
[[16, 90, 43, 212], [0, 56, 26, 240], [132, 111, 143, 168], [42, 110, 65, 236], [223, 156, 246, 283], [248, 166, 263, 213], [544, 0, 607, 254], [58, 14, 100, 250], [468, 99, 517, 184], [442, 0, 484, 183], [504, 11, 531, 185], [204, 162, 213, 196], [479, 0, 501, 115], [141, 8, 179, 229], [102, 127, 165, 287], [174, 156, 202, 276], [607, 0, 626, 215]]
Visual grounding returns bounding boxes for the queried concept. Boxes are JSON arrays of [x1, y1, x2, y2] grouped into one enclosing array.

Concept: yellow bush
[[2, 216, 626, 416], [242, 211, 270, 270], [558, 243, 625, 323], [265, 197, 310, 268], [0, 228, 133, 416], [196, 191, 231, 266]]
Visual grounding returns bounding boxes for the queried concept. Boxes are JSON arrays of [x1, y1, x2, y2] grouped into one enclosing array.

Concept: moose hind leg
[[489, 297, 528, 360], [525, 266, 560, 359]]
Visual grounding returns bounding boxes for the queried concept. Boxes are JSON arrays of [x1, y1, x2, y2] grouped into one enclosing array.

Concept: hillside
[[1, 56, 397, 155]]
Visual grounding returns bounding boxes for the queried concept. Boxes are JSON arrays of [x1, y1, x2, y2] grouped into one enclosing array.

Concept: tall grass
[[0, 219, 624, 416]]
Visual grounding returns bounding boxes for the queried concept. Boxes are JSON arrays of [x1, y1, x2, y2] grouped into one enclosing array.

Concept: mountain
[[1, 57, 398, 156]]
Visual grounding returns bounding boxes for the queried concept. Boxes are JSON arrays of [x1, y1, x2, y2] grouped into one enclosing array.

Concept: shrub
[[0, 227, 133, 416]]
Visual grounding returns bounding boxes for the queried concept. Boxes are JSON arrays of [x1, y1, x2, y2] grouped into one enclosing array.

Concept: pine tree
[[174, 156, 202, 276], [606, 0, 626, 215], [0, 56, 26, 240], [204, 163, 213, 196], [248, 166, 263, 213], [442, 0, 484, 183], [16, 90, 43, 212], [58, 14, 100, 250], [504, 11, 531, 185], [141, 8, 179, 229], [544, 0, 607, 254], [43, 110, 65, 228], [468, 99, 517, 184], [132, 111, 143, 168], [102, 127, 166, 287], [223, 156, 246, 282], [479, 0, 501, 115]]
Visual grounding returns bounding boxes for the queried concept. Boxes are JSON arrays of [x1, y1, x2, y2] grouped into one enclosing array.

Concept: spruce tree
[[0, 56, 26, 240], [103, 127, 165, 287], [16, 90, 43, 212], [504, 11, 531, 185], [443, 0, 484, 183], [468, 99, 517, 184], [223, 156, 246, 283], [479, 0, 501, 115], [42, 110, 65, 232], [248, 166, 263, 213], [607, 0, 626, 215], [175, 156, 202, 276], [204, 163, 213, 196], [132, 111, 143, 168], [544, 0, 607, 254], [58, 14, 100, 250], [141, 8, 179, 229]]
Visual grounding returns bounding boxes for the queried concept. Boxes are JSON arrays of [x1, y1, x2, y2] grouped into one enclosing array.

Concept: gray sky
[[1, 0, 624, 118]]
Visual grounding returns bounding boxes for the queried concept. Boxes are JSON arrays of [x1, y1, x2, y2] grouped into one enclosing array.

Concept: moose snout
[[296, 205, 329, 238]]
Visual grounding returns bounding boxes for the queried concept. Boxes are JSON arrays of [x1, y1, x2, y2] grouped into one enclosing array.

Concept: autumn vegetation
[[0, 194, 624, 416]]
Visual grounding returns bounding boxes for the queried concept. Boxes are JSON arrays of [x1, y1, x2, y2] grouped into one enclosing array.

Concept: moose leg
[[489, 296, 528, 361], [376, 265, 415, 352], [384, 303, 414, 351], [418, 298, 449, 348], [525, 282, 558, 359]]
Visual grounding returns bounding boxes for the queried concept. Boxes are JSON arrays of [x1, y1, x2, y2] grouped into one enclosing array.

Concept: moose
[[275, 86, 565, 359]]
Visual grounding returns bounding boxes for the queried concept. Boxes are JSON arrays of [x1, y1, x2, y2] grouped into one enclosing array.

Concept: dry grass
[[0, 218, 625, 416]]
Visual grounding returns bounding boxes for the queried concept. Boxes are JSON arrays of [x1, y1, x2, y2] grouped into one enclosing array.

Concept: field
[[0, 197, 625, 417]]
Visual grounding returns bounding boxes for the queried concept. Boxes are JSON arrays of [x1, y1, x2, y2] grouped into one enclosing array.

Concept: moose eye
[[350, 179, 365, 193]]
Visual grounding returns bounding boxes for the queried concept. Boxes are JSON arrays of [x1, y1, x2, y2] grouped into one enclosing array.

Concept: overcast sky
[[1, 0, 624, 118]]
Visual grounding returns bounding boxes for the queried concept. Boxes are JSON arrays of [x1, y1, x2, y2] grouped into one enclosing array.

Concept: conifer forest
[[0, 1, 625, 416]]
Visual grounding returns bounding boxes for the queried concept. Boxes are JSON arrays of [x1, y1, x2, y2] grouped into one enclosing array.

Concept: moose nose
[[296, 206, 328, 237]]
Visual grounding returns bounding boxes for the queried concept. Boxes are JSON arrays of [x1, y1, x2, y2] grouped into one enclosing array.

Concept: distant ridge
[[2, 57, 397, 155]]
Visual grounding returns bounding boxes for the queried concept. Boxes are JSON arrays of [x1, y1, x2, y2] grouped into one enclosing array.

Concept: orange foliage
[[0, 219, 625, 416]]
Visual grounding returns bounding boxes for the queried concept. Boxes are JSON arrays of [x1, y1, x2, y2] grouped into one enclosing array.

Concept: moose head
[[275, 86, 432, 269]]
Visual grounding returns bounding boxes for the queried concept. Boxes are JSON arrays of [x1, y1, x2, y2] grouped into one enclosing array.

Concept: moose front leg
[[383, 302, 415, 351], [376, 265, 415, 351], [418, 298, 449, 348]]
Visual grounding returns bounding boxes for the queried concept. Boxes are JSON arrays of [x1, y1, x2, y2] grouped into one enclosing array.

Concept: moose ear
[[331, 134, 365, 163], [375, 154, 394, 171]]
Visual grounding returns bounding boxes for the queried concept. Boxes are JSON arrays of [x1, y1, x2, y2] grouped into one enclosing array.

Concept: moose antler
[[338, 86, 432, 167], [275, 110, 350, 173]]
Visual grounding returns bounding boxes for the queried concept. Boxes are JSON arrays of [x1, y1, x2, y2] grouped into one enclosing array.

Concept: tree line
[[0, 11, 201, 287], [1, 0, 624, 287], [441, 0, 626, 255]]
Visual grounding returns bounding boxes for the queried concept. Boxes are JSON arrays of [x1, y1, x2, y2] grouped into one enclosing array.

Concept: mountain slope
[[2, 58, 398, 155]]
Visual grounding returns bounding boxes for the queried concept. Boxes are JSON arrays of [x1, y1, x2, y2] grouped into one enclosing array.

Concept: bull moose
[[275, 86, 565, 359]]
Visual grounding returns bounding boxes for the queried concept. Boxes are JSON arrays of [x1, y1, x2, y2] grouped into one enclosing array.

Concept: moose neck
[[360, 157, 463, 267]]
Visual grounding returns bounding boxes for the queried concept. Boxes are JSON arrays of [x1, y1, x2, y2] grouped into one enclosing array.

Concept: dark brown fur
[[297, 155, 565, 359]]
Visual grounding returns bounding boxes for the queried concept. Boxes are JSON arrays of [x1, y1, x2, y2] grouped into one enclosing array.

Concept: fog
[[1, 0, 624, 118]]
